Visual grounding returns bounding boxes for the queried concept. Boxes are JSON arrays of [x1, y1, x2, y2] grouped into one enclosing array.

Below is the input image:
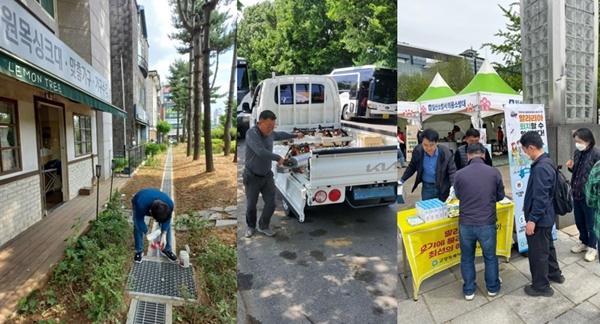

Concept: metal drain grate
[[134, 301, 166, 324], [128, 260, 197, 300]]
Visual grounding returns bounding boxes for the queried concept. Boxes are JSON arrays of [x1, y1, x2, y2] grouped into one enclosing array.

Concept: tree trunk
[[201, 2, 217, 172], [176, 108, 180, 142], [210, 53, 220, 90], [223, 21, 236, 157], [193, 28, 202, 161], [186, 49, 193, 156]]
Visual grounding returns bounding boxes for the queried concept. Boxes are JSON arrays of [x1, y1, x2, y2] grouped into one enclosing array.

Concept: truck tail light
[[314, 190, 327, 203], [328, 189, 342, 202]]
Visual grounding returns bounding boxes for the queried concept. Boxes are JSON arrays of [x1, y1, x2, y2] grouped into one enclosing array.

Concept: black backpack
[[554, 166, 573, 216]]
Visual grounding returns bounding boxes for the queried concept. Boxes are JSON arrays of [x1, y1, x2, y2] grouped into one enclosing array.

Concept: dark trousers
[[526, 226, 562, 290], [243, 169, 276, 230], [573, 197, 597, 248]]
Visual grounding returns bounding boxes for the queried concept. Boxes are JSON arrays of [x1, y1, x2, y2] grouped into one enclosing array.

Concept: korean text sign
[[398, 202, 514, 298], [504, 104, 548, 253], [0, 2, 110, 101]]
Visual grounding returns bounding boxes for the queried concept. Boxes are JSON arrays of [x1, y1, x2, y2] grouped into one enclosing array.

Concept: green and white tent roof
[[458, 60, 518, 95], [416, 73, 456, 101]]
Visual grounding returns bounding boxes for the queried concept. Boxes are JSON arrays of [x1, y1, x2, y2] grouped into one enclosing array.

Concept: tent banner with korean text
[[504, 104, 548, 253]]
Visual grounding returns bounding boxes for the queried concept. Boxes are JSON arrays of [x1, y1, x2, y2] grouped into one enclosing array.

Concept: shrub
[[211, 127, 236, 140], [211, 128, 224, 140], [212, 139, 224, 154], [145, 142, 160, 157], [159, 143, 167, 152], [48, 191, 132, 322], [112, 158, 128, 172]]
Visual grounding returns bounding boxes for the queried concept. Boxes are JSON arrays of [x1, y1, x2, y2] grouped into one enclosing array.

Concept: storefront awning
[[0, 50, 126, 118]]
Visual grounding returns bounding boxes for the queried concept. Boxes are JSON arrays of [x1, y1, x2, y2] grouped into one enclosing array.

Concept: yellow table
[[397, 202, 514, 300]]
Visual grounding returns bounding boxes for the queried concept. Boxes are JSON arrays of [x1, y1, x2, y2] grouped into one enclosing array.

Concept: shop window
[[73, 114, 92, 156], [0, 98, 21, 174], [36, 0, 55, 18]]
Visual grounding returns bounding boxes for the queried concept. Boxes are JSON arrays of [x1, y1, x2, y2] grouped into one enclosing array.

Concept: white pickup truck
[[248, 75, 397, 222]]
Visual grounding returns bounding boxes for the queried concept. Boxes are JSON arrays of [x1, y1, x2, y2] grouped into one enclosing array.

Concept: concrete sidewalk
[[397, 162, 600, 323], [398, 226, 600, 323]]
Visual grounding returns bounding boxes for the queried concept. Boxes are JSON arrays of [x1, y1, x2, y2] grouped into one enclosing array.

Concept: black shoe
[[161, 249, 178, 263], [134, 252, 143, 263], [550, 275, 566, 284], [524, 285, 554, 297]]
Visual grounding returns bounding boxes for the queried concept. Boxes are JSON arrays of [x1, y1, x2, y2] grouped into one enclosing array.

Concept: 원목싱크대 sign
[[0, 2, 110, 102]]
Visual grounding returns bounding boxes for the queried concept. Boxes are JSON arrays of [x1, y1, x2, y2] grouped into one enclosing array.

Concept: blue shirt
[[132, 188, 174, 231], [422, 148, 438, 183]]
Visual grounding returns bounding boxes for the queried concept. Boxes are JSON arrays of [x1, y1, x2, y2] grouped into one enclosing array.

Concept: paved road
[[341, 119, 397, 137], [236, 137, 398, 323]]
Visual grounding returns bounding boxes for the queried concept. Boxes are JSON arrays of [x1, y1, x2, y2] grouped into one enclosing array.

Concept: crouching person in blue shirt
[[132, 188, 177, 264]]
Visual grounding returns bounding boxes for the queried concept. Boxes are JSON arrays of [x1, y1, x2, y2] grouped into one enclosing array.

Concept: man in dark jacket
[[455, 143, 505, 300], [400, 129, 456, 201], [520, 131, 564, 297], [454, 128, 493, 170]]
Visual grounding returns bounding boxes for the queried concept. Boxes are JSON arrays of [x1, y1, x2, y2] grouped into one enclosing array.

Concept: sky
[[398, 0, 516, 64], [138, 0, 237, 117]]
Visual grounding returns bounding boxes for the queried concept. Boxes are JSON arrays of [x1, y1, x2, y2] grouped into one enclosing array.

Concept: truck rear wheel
[[282, 198, 295, 218], [282, 198, 308, 223], [342, 105, 352, 121]]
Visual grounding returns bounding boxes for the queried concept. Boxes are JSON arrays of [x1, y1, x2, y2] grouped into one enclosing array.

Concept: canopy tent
[[397, 61, 522, 128], [415, 73, 456, 101], [457, 60, 522, 123]]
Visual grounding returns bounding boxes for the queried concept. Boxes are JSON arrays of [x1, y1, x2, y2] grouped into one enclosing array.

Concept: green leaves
[[482, 3, 522, 92], [239, 0, 396, 80], [398, 59, 474, 101], [49, 198, 132, 322]]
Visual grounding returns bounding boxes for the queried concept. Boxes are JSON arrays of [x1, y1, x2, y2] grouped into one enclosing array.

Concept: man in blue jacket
[[132, 188, 177, 264], [520, 131, 564, 297], [454, 143, 505, 300]]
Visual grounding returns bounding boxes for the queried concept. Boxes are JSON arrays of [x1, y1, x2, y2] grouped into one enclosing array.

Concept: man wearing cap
[[244, 110, 303, 238], [454, 143, 505, 300]]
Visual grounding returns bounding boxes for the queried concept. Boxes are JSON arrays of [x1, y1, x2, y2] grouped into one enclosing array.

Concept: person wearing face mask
[[244, 110, 304, 238], [521, 131, 564, 297], [566, 128, 600, 261]]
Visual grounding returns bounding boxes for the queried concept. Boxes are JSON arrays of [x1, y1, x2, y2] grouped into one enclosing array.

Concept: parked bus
[[330, 66, 397, 121]]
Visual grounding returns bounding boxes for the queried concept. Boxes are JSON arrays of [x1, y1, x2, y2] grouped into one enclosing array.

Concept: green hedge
[[211, 127, 237, 140]]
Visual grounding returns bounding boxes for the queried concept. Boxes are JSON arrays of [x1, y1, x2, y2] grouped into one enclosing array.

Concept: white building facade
[[0, 0, 124, 247]]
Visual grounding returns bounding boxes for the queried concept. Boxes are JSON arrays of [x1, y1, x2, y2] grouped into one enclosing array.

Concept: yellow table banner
[[397, 202, 514, 300]]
